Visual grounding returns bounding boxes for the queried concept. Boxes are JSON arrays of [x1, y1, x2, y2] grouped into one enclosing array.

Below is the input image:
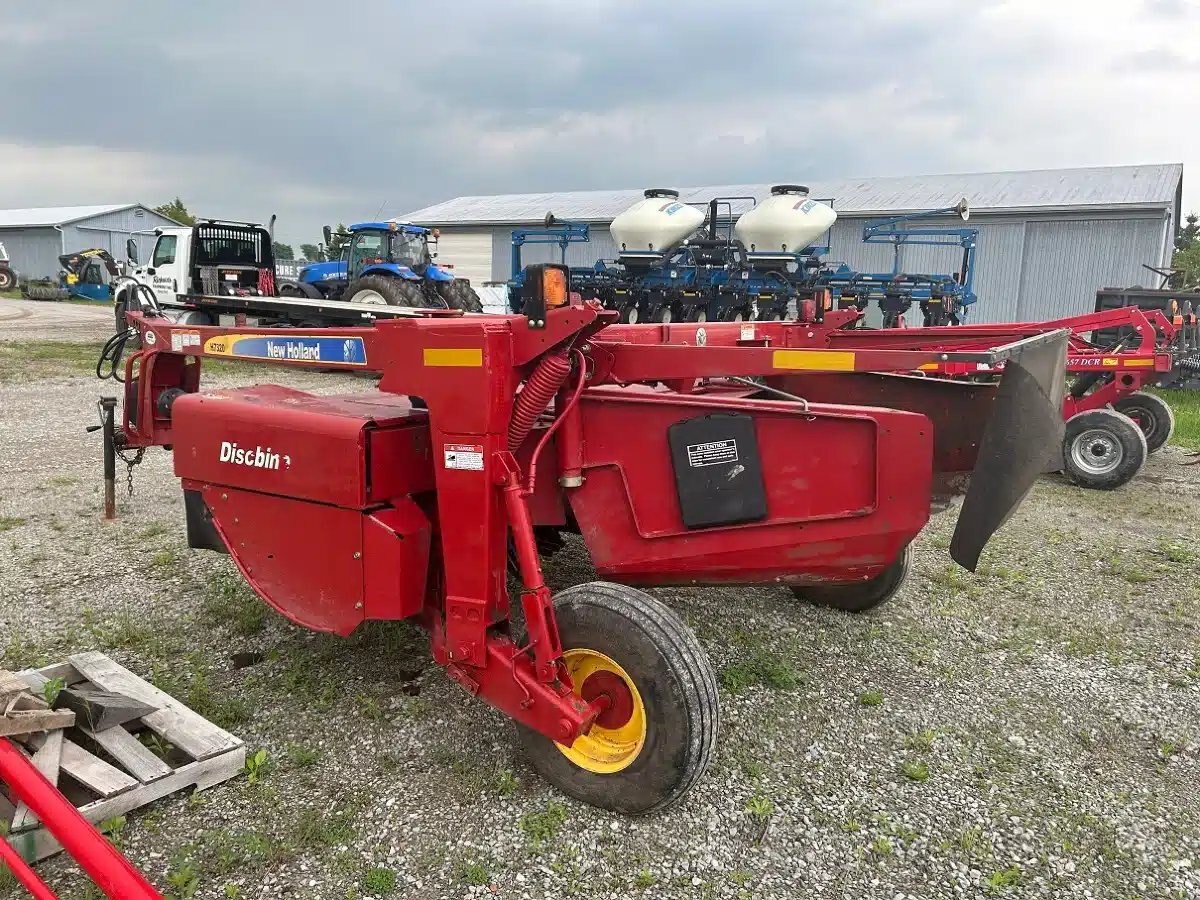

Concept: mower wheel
[[437, 279, 484, 313], [0, 268, 14, 291], [790, 545, 912, 613], [517, 582, 718, 815], [346, 275, 428, 308], [654, 307, 673, 324], [1113, 391, 1175, 453], [688, 308, 707, 323], [1062, 408, 1147, 490], [620, 305, 640, 324]]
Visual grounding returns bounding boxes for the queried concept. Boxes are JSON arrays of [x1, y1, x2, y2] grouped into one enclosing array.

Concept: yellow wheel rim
[[556, 648, 647, 774]]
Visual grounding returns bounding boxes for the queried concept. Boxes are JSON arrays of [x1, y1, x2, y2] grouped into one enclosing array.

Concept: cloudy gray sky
[[0, 1, 1195, 247]]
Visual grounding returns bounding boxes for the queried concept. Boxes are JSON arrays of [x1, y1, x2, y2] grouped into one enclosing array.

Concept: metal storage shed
[[0, 204, 181, 282]]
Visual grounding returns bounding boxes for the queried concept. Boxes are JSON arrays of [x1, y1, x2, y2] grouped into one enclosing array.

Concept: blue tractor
[[285, 221, 481, 311]]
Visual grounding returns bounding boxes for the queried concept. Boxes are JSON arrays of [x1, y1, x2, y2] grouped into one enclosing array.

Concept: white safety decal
[[686, 439, 738, 468], [444, 443, 484, 471]]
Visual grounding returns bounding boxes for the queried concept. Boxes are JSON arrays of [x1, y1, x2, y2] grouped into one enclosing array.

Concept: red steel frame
[[601, 305, 1176, 421], [0, 739, 161, 899], [112, 301, 1063, 753]]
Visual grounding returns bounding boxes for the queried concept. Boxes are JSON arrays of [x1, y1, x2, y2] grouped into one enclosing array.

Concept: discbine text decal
[[219, 441, 291, 470]]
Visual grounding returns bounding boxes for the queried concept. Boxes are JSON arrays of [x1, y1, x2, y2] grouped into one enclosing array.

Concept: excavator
[[23, 248, 122, 302]]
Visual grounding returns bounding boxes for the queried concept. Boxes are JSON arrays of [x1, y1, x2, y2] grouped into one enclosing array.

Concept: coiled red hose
[[508, 348, 572, 451]]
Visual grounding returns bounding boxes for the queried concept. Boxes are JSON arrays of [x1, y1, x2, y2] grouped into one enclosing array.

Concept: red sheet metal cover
[[171, 386, 426, 508], [570, 388, 931, 586]]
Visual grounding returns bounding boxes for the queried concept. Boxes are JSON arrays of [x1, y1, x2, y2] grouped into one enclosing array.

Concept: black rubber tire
[[437, 279, 484, 313], [345, 275, 429, 307], [295, 281, 326, 300], [0, 268, 14, 291], [654, 307, 673, 324], [1062, 408, 1147, 490], [687, 308, 707, 323], [789, 545, 912, 613], [620, 305, 640, 324], [517, 582, 719, 815], [278, 281, 301, 297], [1113, 392, 1175, 453]]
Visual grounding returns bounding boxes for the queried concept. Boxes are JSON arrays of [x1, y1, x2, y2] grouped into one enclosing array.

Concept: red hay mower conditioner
[[94, 268, 1067, 813]]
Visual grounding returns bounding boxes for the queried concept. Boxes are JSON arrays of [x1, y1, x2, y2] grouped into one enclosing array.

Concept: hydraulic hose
[[508, 347, 572, 451]]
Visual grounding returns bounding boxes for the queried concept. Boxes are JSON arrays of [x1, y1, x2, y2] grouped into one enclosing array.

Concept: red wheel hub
[[580, 670, 635, 730]]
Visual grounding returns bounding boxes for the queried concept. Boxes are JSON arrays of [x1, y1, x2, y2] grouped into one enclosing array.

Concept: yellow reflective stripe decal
[[918, 362, 940, 371], [772, 349, 856, 371], [424, 348, 483, 367], [1124, 358, 1154, 367]]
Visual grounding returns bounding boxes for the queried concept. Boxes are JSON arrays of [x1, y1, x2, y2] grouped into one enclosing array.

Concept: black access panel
[[667, 413, 768, 529]]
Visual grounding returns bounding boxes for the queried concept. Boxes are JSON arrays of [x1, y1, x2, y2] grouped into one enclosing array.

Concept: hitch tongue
[[949, 330, 1068, 571]]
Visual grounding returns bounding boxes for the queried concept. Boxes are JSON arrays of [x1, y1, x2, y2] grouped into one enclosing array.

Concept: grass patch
[[363, 866, 397, 893], [0, 341, 101, 383], [899, 760, 930, 782], [719, 648, 800, 693], [1154, 388, 1200, 449], [983, 865, 1022, 893], [0, 516, 24, 532], [518, 800, 567, 849], [202, 574, 268, 637], [859, 690, 884, 707]]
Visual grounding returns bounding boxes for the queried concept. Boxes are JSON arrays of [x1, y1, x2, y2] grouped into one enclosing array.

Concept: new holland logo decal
[[203, 335, 368, 366]]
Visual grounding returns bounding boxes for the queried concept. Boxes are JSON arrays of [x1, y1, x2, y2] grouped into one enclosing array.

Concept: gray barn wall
[[62, 206, 179, 268], [484, 209, 1171, 324], [0, 229, 62, 280], [1, 207, 180, 280]]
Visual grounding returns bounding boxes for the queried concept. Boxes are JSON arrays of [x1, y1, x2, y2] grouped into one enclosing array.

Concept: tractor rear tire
[[438, 279, 484, 313], [789, 545, 912, 613], [1113, 391, 1174, 453], [1062, 408, 1147, 490], [346, 275, 428, 308], [0, 268, 14, 291], [517, 582, 719, 815]]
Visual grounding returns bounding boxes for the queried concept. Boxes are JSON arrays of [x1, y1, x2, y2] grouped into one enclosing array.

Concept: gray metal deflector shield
[[950, 330, 1068, 571]]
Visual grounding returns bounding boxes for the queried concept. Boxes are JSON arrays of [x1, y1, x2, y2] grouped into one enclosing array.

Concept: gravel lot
[[1, 332, 1198, 899], [0, 297, 112, 343]]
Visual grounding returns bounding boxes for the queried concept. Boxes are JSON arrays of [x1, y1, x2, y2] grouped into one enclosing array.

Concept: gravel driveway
[[0, 297, 113, 343], [0, 352, 1197, 899]]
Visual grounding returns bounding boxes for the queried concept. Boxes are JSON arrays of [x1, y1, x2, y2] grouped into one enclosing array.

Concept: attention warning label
[[443, 443, 484, 471], [686, 439, 738, 468]]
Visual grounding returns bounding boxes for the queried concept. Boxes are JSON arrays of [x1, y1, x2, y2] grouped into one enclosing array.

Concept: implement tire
[[517, 582, 718, 815], [346, 275, 428, 308], [790, 545, 912, 613], [1113, 391, 1175, 453], [437, 279, 484, 313], [1062, 408, 1147, 490]]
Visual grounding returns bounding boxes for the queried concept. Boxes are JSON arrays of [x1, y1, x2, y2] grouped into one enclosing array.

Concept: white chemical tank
[[734, 185, 837, 254], [610, 189, 706, 255]]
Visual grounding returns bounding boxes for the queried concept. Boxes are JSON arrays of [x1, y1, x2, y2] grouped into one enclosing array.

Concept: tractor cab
[[345, 221, 450, 284]]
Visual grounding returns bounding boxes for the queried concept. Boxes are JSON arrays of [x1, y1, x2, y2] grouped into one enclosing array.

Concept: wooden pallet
[[3, 651, 245, 862]]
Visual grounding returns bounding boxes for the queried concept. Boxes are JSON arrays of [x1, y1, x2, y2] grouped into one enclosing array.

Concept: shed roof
[[403, 163, 1183, 226], [0, 204, 155, 228]]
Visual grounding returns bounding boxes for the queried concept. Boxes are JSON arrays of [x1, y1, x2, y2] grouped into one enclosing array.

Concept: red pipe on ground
[[0, 739, 161, 900], [0, 835, 56, 900]]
